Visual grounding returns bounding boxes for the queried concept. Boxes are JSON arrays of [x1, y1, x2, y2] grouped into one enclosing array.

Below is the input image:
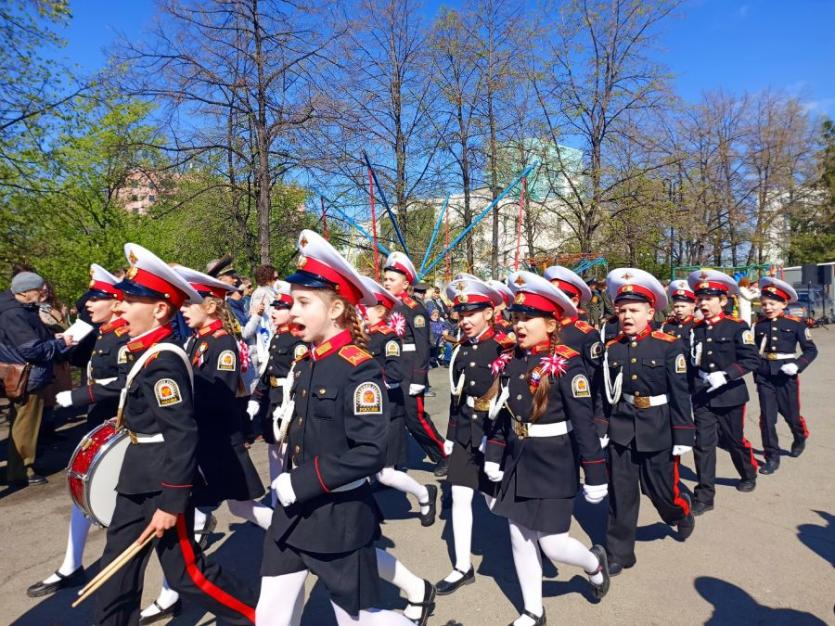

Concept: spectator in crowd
[[0, 272, 75, 486], [37, 282, 73, 436], [249, 265, 277, 378], [429, 309, 446, 367], [426, 285, 449, 319], [737, 277, 760, 326]]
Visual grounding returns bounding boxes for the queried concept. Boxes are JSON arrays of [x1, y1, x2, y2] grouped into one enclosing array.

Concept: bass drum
[[67, 420, 129, 528]]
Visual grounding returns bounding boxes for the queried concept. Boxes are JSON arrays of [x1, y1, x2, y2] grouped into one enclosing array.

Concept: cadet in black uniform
[[383, 251, 449, 476], [360, 275, 438, 527], [487, 278, 515, 337], [753, 277, 818, 474], [435, 277, 514, 595], [95, 243, 256, 626], [486, 271, 610, 626], [28, 265, 130, 599], [687, 269, 761, 515], [660, 279, 698, 340], [247, 280, 307, 501], [257, 231, 420, 626], [601, 268, 695, 577], [545, 266, 608, 442]]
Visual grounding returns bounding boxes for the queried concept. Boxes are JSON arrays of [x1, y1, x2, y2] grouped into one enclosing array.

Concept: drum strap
[[115, 343, 194, 430]]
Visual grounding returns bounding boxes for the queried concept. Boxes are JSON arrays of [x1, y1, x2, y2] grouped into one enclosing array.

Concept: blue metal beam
[[418, 193, 450, 276], [362, 151, 409, 256], [313, 194, 391, 256]]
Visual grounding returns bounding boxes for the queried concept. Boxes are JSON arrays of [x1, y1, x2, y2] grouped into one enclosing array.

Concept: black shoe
[[606, 559, 635, 577], [588, 545, 610, 600], [691, 501, 714, 516], [28, 473, 48, 486], [759, 459, 780, 475], [435, 567, 475, 595], [26, 567, 87, 598], [677, 494, 695, 541], [508, 609, 546, 626], [196, 513, 216, 550], [419, 484, 438, 527], [406, 579, 436, 626], [790, 438, 806, 458], [433, 459, 448, 477], [139, 599, 182, 625], [736, 478, 756, 493]]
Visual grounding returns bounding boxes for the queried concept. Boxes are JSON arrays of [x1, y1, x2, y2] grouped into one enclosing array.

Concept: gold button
[[294, 445, 300, 454], [707, 338, 712, 342], [472, 345, 478, 351], [470, 362, 476, 367], [319, 388, 326, 394], [302, 389, 307, 397], [516, 394, 522, 400], [634, 391, 641, 396], [709, 363, 716, 368], [707, 351, 713, 355], [631, 374, 637, 380], [630, 342, 637, 348], [470, 381, 476, 386], [519, 374, 525, 380], [630, 358, 637, 363]]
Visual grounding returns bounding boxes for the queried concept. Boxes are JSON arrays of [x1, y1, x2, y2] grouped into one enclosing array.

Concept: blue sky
[[54, 0, 835, 117]]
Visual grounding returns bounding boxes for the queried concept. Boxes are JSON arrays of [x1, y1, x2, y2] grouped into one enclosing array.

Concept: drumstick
[[72, 533, 154, 607]]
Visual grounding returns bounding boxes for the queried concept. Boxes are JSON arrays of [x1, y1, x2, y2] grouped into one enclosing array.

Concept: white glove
[[246, 400, 260, 418], [409, 384, 425, 396], [672, 445, 692, 457], [599, 434, 610, 449], [55, 390, 73, 408], [706, 371, 728, 392], [272, 473, 297, 507], [780, 363, 799, 376], [488, 385, 509, 420], [583, 482, 608, 504], [483, 461, 504, 483], [478, 436, 487, 454], [443, 439, 455, 456]]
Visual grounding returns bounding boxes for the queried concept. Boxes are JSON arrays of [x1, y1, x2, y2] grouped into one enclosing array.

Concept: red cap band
[[616, 284, 657, 307], [128, 267, 188, 307], [190, 282, 228, 299], [298, 256, 364, 305], [513, 291, 564, 317], [90, 280, 123, 300], [554, 279, 581, 300], [386, 262, 415, 284]]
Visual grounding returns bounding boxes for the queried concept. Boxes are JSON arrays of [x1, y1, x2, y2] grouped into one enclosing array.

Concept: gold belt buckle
[[474, 398, 491, 412], [514, 421, 528, 439], [766, 353, 778, 361], [128, 430, 138, 444], [270, 376, 280, 387], [633, 396, 651, 409]]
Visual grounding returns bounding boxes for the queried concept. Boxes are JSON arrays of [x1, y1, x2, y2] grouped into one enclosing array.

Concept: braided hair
[[529, 328, 560, 423]]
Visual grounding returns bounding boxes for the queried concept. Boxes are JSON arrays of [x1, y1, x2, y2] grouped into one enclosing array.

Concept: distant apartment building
[[115, 170, 171, 214]]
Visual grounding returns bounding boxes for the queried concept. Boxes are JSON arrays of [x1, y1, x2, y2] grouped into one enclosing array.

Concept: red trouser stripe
[[672, 456, 690, 516], [797, 379, 810, 438], [740, 405, 759, 471], [175, 516, 256, 624], [416, 395, 446, 456]]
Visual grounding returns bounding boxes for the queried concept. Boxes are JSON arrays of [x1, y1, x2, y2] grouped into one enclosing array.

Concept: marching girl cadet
[[27, 265, 130, 599], [95, 244, 256, 626], [753, 276, 818, 474], [435, 276, 513, 595], [247, 280, 307, 504], [487, 278, 515, 337], [660, 280, 697, 339], [360, 276, 438, 526], [486, 271, 611, 626], [257, 231, 419, 626]]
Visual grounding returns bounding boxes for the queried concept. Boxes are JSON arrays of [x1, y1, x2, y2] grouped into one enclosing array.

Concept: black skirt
[[193, 441, 265, 507], [492, 466, 575, 534], [260, 534, 381, 616], [384, 388, 408, 467], [447, 441, 500, 497]]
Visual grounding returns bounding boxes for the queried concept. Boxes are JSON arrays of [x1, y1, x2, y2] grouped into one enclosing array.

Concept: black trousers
[[402, 390, 446, 463], [693, 404, 758, 505], [606, 442, 690, 566], [95, 492, 256, 626], [756, 374, 809, 461]]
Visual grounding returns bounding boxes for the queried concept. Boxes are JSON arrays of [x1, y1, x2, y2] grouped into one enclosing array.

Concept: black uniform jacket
[[689, 313, 760, 409], [753, 313, 817, 377], [271, 330, 387, 554], [116, 325, 197, 515], [559, 316, 607, 436], [391, 294, 430, 386], [254, 324, 307, 408], [487, 342, 607, 499], [367, 322, 405, 418], [659, 315, 695, 341], [604, 327, 694, 452], [446, 327, 513, 447], [70, 317, 131, 408]]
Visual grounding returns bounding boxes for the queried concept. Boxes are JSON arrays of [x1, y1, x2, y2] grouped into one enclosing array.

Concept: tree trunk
[[252, 0, 271, 264]]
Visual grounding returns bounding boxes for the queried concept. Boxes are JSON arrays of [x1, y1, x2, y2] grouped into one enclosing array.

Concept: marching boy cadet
[[687, 269, 760, 516], [660, 279, 698, 340], [601, 268, 695, 577], [753, 276, 818, 474]]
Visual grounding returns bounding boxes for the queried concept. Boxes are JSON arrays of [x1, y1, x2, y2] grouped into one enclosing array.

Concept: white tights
[[443, 485, 494, 582], [508, 520, 602, 626], [256, 569, 414, 626], [376, 467, 430, 515], [42, 504, 92, 583], [267, 443, 286, 507]]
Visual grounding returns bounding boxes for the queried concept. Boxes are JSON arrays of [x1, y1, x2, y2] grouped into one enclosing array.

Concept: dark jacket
[[753, 314, 817, 378], [0, 290, 69, 391]]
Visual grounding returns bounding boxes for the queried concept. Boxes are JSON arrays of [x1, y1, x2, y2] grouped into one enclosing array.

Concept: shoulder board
[[651, 330, 677, 343], [294, 346, 310, 362], [553, 344, 580, 359], [401, 295, 418, 309], [573, 320, 594, 334], [606, 333, 624, 348], [115, 327, 130, 337], [377, 325, 394, 335], [338, 345, 373, 366], [143, 352, 161, 368], [784, 314, 801, 322], [213, 329, 228, 338], [726, 315, 743, 323], [496, 333, 516, 349], [693, 318, 705, 327]]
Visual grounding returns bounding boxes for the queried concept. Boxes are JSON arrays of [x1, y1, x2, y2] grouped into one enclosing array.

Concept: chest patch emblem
[[742, 330, 755, 345], [414, 315, 425, 328], [154, 378, 182, 407], [354, 382, 383, 415], [217, 349, 237, 371], [675, 353, 687, 374], [590, 341, 603, 360], [294, 344, 309, 360], [117, 345, 129, 365], [571, 374, 591, 398], [804, 327, 812, 342], [385, 340, 400, 357]]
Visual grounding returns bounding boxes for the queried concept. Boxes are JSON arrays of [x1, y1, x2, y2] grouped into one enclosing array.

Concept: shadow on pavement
[[797, 510, 835, 568]]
